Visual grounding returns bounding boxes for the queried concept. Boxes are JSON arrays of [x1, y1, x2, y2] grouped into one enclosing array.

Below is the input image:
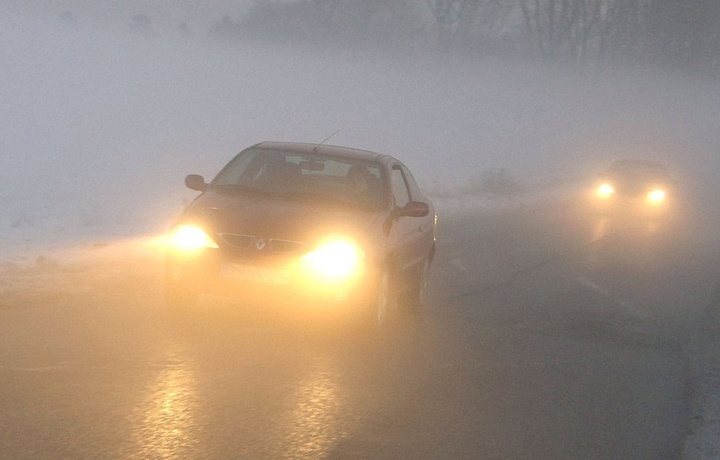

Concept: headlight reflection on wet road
[[131, 352, 200, 459], [279, 357, 351, 460], [124, 328, 361, 459]]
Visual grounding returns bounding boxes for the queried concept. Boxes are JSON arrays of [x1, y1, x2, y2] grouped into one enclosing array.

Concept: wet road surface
[[1, 196, 719, 459]]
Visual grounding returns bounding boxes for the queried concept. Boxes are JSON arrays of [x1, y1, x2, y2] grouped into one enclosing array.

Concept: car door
[[388, 164, 431, 283], [400, 164, 436, 249]]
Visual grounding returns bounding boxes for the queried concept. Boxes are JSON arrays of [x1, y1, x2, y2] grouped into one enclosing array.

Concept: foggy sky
[[1, 0, 253, 35], [1, 3, 719, 258]]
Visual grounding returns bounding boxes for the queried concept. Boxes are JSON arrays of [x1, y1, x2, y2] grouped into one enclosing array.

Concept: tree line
[[208, 0, 719, 73]]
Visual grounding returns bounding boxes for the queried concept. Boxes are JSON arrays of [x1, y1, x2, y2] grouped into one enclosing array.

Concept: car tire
[[364, 267, 396, 332], [401, 257, 431, 313]]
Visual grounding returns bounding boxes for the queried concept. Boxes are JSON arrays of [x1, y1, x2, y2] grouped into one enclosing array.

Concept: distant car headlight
[[647, 189, 666, 205], [169, 224, 219, 251], [301, 240, 365, 281], [596, 183, 615, 198]]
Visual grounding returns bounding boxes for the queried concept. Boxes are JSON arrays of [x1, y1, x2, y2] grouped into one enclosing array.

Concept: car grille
[[219, 233, 306, 254], [269, 239, 307, 254], [219, 233, 254, 249]]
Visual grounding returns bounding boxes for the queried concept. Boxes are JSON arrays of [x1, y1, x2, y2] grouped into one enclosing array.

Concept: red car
[[165, 142, 437, 329]]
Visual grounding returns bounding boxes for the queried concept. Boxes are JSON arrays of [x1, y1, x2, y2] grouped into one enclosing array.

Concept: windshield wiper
[[213, 183, 266, 194], [281, 190, 378, 210], [280, 190, 346, 203]]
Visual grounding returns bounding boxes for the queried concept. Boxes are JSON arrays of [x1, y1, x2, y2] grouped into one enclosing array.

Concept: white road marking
[[577, 275, 647, 318]]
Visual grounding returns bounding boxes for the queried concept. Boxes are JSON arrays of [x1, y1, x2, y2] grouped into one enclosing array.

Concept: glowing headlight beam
[[169, 225, 219, 251], [301, 241, 364, 280], [647, 189, 666, 205], [596, 183, 615, 198]]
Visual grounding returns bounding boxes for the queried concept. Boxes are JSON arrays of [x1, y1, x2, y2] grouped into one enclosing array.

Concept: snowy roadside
[[682, 287, 720, 459], [0, 189, 188, 265]]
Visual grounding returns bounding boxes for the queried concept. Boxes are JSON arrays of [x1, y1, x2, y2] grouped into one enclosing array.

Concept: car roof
[[251, 141, 396, 164], [608, 158, 668, 171]]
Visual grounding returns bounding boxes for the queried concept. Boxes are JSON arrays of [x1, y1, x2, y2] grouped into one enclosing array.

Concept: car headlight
[[596, 183, 615, 198], [169, 224, 219, 251], [647, 189, 666, 205], [301, 240, 365, 281]]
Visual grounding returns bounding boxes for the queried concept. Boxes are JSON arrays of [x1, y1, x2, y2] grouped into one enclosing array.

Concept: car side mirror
[[383, 201, 430, 235], [185, 174, 207, 192], [396, 201, 430, 218]]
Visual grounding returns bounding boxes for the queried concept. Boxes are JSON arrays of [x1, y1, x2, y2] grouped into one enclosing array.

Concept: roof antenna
[[313, 130, 339, 152]]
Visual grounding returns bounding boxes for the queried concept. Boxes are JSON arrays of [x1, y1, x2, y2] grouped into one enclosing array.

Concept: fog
[[5, 7, 720, 458], [2, 7, 720, 259]]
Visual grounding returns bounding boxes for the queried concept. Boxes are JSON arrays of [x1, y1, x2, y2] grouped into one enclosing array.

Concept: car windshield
[[607, 160, 670, 179], [211, 147, 387, 210]]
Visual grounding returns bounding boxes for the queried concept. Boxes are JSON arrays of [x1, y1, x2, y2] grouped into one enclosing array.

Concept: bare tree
[[312, 0, 424, 48], [518, 0, 720, 70], [427, 0, 514, 50], [221, 0, 720, 72], [644, 0, 720, 71], [518, 0, 606, 63], [596, 0, 651, 63], [427, 0, 464, 47], [235, 0, 423, 50]]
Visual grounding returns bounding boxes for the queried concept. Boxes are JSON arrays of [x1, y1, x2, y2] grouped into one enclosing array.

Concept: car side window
[[391, 166, 410, 208], [401, 164, 424, 201]]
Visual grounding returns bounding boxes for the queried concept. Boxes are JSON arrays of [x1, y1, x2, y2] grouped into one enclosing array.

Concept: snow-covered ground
[[2, 10, 720, 456]]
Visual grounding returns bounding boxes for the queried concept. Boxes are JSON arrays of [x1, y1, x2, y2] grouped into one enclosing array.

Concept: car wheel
[[401, 257, 431, 313], [366, 267, 396, 331]]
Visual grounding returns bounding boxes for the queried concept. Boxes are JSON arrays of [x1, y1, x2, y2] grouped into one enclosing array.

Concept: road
[[1, 194, 719, 459]]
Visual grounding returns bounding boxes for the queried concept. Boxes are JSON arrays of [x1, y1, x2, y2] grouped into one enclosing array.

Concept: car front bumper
[[591, 194, 673, 218], [165, 248, 376, 311]]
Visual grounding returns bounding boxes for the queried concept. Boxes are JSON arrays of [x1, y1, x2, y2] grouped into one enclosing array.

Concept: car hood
[[181, 189, 387, 249], [601, 172, 672, 193]]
